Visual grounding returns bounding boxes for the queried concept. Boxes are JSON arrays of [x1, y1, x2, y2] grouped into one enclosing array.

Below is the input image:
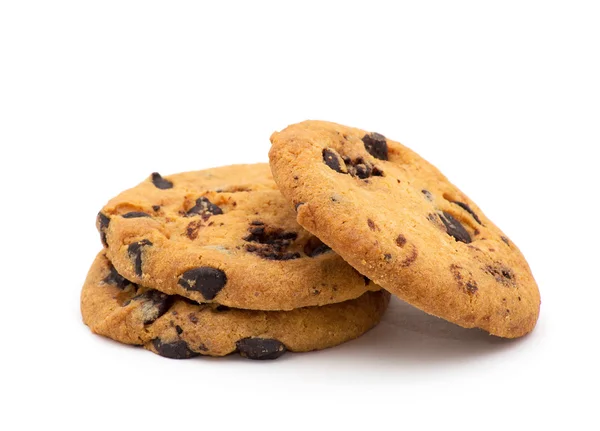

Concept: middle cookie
[[99, 164, 379, 310]]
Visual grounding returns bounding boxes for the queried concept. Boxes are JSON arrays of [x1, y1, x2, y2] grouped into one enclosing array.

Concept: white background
[[1, 1, 599, 430]]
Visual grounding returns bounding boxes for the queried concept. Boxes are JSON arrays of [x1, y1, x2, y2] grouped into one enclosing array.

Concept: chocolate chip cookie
[[97, 164, 379, 311], [269, 120, 540, 338], [81, 252, 390, 359]]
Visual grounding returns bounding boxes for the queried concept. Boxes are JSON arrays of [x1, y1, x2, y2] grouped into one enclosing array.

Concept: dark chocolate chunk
[[440, 212, 472, 244], [175, 325, 183, 335], [122, 211, 151, 219], [304, 236, 331, 257], [451, 201, 482, 225], [152, 205, 161, 212], [151, 339, 199, 359], [133, 290, 173, 324], [362, 132, 388, 160], [127, 239, 153, 277], [151, 172, 173, 189], [236, 338, 287, 360], [178, 267, 227, 300], [186, 197, 223, 219], [322, 148, 346, 173], [97, 212, 110, 247], [103, 263, 132, 289]]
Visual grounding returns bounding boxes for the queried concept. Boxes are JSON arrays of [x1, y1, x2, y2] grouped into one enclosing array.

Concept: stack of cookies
[[81, 120, 541, 360]]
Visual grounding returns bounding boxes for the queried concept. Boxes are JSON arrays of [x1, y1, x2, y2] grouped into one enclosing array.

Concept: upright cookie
[[97, 164, 379, 311], [269, 120, 540, 338], [81, 252, 390, 359]]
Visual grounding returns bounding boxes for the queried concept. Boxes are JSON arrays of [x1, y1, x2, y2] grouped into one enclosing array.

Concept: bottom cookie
[[81, 252, 390, 360]]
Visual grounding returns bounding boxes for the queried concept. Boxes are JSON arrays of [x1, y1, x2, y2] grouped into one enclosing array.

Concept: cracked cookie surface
[[269, 120, 540, 338], [81, 252, 390, 359], [98, 164, 380, 310]]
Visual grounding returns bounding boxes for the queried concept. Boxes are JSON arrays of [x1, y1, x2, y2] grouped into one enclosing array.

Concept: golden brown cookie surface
[[97, 164, 379, 311], [81, 252, 390, 359], [269, 120, 540, 338]]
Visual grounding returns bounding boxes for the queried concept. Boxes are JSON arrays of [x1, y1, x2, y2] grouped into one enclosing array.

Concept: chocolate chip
[[151, 339, 199, 359], [133, 290, 173, 324], [122, 211, 151, 219], [322, 148, 346, 173], [178, 267, 227, 300], [97, 212, 110, 247], [344, 156, 383, 179], [450, 264, 479, 295], [152, 205, 161, 212], [185, 220, 203, 240], [421, 190, 433, 201], [427, 213, 439, 224], [186, 197, 223, 219], [465, 282, 478, 294], [440, 212, 471, 244], [246, 245, 300, 261], [384, 253, 392, 261], [371, 166, 384, 177], [236, 338, 287, 360], [175, 325, 183, 335], [103, 263, 132, 289], [353, 159, 373, 179], [244, 225, 300, 261], [127, 239, 153, 277], [304, 236, 331, 257], [396, 234, 407, 248], [151, 172, 173, 189], [245, 226, 298, 243], [484, 264, 516, 286], [367, 219, 378, 231], [188, 313, 198, 324], [451, 201, 482, 225], [362, 133, 388, 160]]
